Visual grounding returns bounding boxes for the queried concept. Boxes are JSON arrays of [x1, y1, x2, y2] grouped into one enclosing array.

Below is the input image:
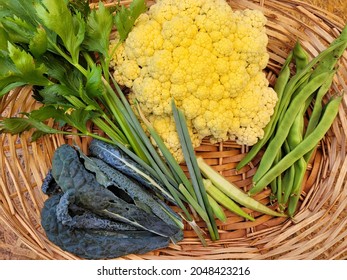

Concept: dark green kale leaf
[[41, 144, 184, 258], [51, 144, 179, 238], [56, 188, 138, 232], [41, 194, 170, 259], [41, 169, 138, 232], [88, 139, 175, 203], [89, 157, 183, 243], [41, 169, 61, 196]]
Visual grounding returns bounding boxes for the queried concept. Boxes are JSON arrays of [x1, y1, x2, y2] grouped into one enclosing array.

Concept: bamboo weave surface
[[1, 0, 347, 260]]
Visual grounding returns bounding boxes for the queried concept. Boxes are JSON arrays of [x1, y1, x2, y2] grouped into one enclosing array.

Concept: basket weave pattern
[[1, 0, 347, 260]]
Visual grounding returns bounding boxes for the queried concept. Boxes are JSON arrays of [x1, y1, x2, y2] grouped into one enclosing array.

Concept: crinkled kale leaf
[[51, 144, 179, 237], [89, 157, 183, 243], [41, 144, 183, 259], [88, 139, 175, 203], [55, 188, 138, 232], [41, 194, 170, 260]]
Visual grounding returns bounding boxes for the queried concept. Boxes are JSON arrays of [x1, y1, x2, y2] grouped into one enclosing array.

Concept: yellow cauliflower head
[[110, 0, 277, 162]]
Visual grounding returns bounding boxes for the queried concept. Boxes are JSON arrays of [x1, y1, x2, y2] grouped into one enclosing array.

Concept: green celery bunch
[[0, 0, 146, 156]]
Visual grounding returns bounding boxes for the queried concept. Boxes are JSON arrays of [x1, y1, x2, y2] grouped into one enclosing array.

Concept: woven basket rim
[[1, 0, 347, 260]]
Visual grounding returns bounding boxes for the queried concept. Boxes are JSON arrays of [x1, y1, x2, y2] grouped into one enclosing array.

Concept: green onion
[[171, 100, 219, 241], [136, 101, 210, 244]]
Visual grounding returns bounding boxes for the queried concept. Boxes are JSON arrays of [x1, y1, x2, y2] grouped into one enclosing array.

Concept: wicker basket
[[1, 0, 347, 260]]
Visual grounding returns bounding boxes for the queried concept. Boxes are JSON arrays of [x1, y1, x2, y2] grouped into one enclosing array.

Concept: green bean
[[287, 104, 305, 150], [276, 172, 283, 207], [302, 73, 335, 164], [293, 40, 310, 73], [250, 96, 342, 195], [289, 41, 310, 101], [280, 100, 305, 210], [274, 51, 294, 100], [276, 141, 293, 208], [252, 71, 331, 183], [276, 141, 294, 207], [272, 146, 283, 204], [270, 148, 282, 195], [236, 52, 293, 170], [273, 41, 345, 130], [240, 38, 346, 170], [302, 71, 336, 164], [276, 72, 311, 125], [310, 24, 347, 80], [287, 30, 345, 145], [281, 162, 295, 207], [237, 38, 342, 171], [278, 104, 307, 210], [287, 157, 307, 216], [305, 70, 336, 138]]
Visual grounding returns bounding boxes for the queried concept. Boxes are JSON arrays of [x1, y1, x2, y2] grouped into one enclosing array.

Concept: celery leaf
[[0, 15, 35, 44], [85, 65, 104, 98], [0, 28, 9, 50], [1, 105, 100, 139], [37, 84, 77, 105], [0, 116, 64, 137], [0, 0, 40, 27], [29, 27, 48, 58], [0, 43, 50, 96], [36, 0, 85, 63], [84, 2, 113, 57], [115, 0, 147, 42], [30, 105, 100, 134]]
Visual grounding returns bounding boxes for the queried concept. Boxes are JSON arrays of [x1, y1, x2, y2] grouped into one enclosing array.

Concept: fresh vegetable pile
[[0, 0, 346, 259]]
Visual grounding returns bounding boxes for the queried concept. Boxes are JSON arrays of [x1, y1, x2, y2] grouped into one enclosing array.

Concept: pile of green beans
[[237, 23, 347, 216]]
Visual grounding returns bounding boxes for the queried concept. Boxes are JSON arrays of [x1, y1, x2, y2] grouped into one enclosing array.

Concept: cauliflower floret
[[181, 95, 202, 119], [231, 72, 277, 145], [149, 114, 201, 163], [132, 77, 172, 116], [162, 16, 198, 49], [147, 49, 174, 82], [110, 0, 276, 162]]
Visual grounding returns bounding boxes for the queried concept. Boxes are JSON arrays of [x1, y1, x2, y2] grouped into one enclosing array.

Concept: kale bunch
[[41, 144, 183, 259]]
